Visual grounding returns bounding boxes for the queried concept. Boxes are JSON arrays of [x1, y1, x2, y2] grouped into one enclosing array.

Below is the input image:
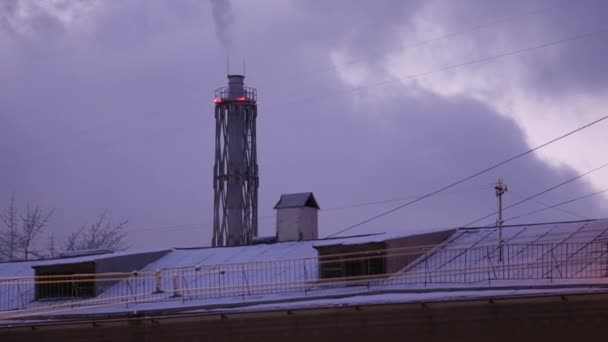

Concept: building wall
[[94, 251, 169, 274], [94, 251, 170, 295], [314, 230, 457, 280], [33, 262, 96, 300], [31, 251, 170, 299], [316, 242, 386, 279], [385, 229, 456, 274], [276, 207, 318, 242], [2, 293, 608, 342]]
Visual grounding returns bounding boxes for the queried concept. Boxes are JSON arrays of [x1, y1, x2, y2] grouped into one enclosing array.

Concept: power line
[[325, 114, 608, 238], [463, 161, 608, 227], [269, 27, 608, 110], [130, 184, 596, 236], [129, 214, 276, 233], [134, 27, 608, 238], [29, 22, 608, 163], [321, 184, 490, 212], [503, 188, 608, 224], [27, 16, 608, 239], [125, 186, 490, 234], [32, 1, 586, 159], [279, 0, 578, 82], [509, 190, 586, 220]]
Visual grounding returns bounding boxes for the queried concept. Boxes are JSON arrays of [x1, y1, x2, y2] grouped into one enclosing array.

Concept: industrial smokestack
[[212, 75, 259, 247], [227, 74, 244, 98]]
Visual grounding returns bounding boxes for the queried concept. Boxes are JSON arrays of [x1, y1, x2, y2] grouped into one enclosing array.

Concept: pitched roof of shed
[[274, 192, 320, 209]]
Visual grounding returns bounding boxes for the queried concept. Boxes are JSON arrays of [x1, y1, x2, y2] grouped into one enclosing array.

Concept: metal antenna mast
[[212, 75, 259, 247], [494, 179, 508, 262]]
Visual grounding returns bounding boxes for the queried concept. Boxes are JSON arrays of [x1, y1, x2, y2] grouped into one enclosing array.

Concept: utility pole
[[495, 179, 508, 262]]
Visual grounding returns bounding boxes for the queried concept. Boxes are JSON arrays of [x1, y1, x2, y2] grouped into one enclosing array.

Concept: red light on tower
[[236, 96, 246, 101], [214, 98, 222, 104]]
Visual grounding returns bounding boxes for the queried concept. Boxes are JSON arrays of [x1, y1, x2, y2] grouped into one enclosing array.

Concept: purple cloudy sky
[[1, 0, 608, 250]]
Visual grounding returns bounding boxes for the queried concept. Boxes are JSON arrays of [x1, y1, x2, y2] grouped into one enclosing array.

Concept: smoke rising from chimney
[[209, 0, 234, 52]]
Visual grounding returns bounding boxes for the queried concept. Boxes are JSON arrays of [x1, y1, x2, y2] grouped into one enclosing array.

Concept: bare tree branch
[[0, 193, 20, 261], [63, 210, 129, 252], [2, 194, 128, 261], [18, 205, 54, 260], [63, 225, 86, 252]]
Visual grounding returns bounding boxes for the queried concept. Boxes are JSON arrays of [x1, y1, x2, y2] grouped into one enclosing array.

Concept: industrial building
[[2, 76, 608, 340], [2, 215, 608, 340]]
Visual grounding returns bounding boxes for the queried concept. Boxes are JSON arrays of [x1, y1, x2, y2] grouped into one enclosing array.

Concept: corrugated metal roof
[[147, 241, 317, 270], [59, 249, 113, 258], [2, 219, 608, 319], [393, 219, 608, 285], [32, 249, 170, 267], [95, 241, 321, 304], [314, 228, 455, 247], [274, 192, 320, 209]]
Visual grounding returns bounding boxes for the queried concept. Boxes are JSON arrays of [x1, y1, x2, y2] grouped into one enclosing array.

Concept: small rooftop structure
[[32, 249, 170, 300], [274, 192, 320, 242]]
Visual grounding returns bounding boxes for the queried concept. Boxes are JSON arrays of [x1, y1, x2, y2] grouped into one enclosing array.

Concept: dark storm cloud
[[512, 0, 608, 95], [408, 0, 608, 96], [330, 87, 604, 232], [0, 0, 17, 32], [0, 0, 606, 250], [257, 77, 605, 236]]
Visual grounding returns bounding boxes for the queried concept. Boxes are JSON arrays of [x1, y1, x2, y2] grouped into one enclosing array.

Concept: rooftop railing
[[1, 241, 607, 319]]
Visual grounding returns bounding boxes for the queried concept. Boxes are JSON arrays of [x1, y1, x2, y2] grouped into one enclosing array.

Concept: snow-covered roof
[[2, 218, 608, 322], [31, 249, 170, 267], [4, 280, 608, 322], [392, 219, 608, 285], [150, 241, 316, 269], [452, 219, 608, 247], [58, 249, 113, 258], [313, 228, 456, 248]]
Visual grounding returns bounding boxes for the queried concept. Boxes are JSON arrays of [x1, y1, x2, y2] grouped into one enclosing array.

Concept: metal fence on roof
[[1, 241, 607, 319]]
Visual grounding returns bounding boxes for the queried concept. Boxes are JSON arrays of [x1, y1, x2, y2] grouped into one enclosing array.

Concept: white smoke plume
[[209, 0, 234, 52]]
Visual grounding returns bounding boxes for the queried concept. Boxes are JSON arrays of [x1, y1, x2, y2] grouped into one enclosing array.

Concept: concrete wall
[[276, 207, 318, 242], [3, 293, 608, 342]]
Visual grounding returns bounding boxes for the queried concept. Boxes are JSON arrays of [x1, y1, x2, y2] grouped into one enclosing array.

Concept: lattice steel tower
[[212, 75, 258, 247]]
